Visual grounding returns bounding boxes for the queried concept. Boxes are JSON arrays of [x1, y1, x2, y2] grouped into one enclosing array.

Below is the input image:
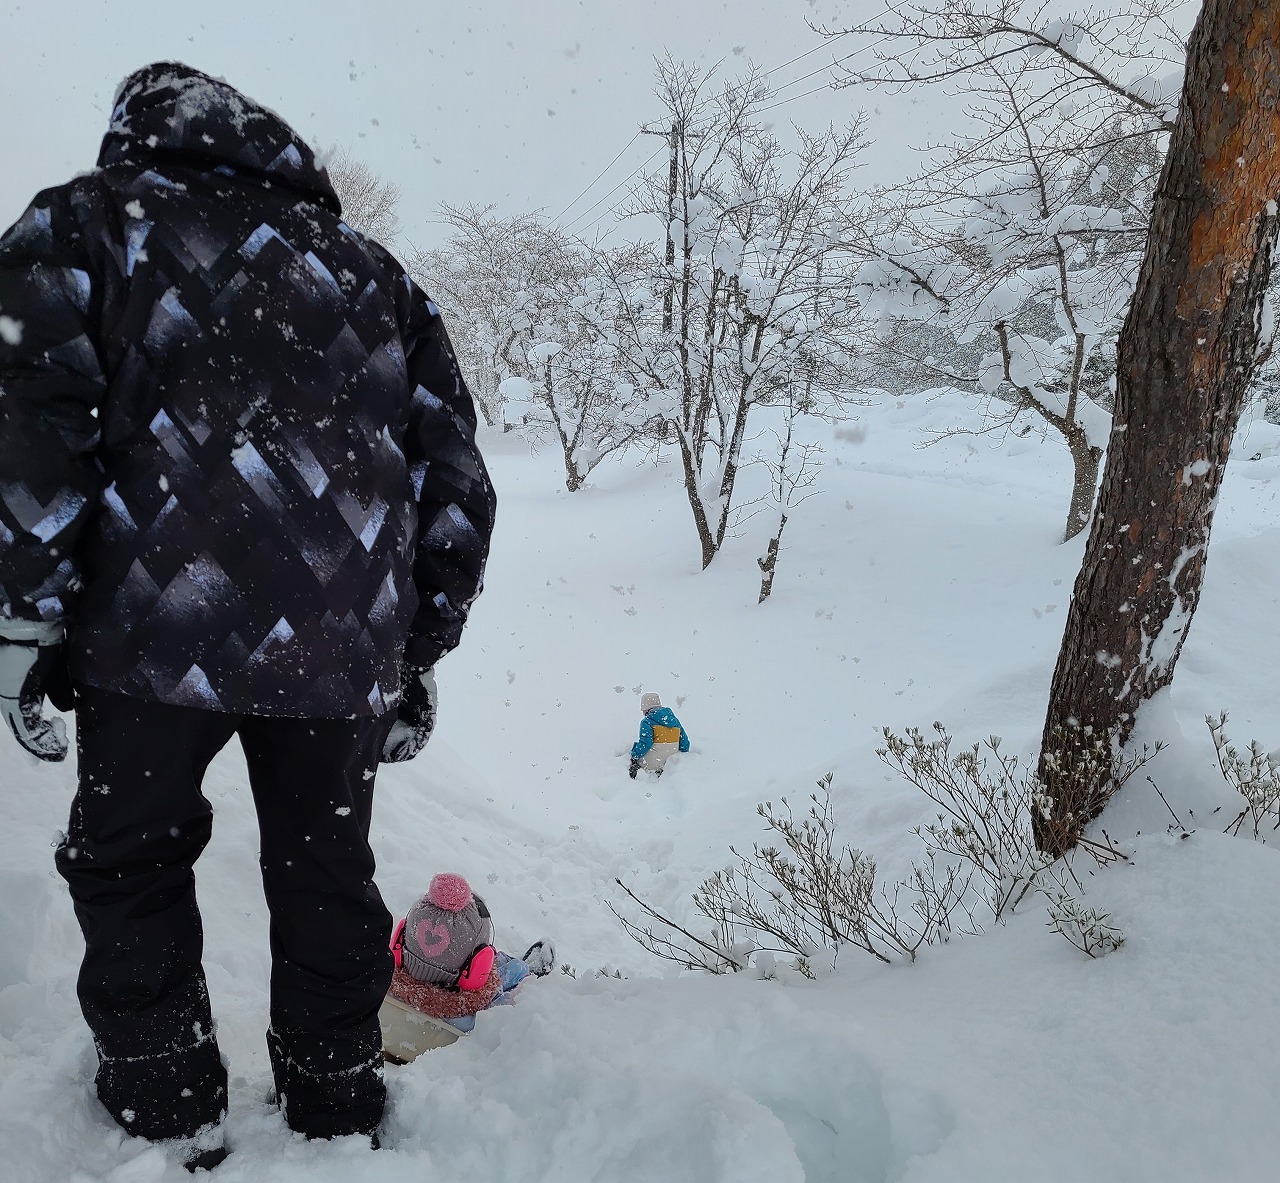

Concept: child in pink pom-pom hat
[[379, 872, 554, 1062]]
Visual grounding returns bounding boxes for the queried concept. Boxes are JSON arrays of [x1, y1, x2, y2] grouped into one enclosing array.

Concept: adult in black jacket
[[0, 63, 496, 1161]]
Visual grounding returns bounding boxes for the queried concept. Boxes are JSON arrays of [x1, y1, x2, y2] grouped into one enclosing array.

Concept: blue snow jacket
[[631, 706, 690, 760], [447, 951, 532, 1033]]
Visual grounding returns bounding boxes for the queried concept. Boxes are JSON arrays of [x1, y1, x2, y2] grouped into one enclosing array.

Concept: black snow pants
[[55, 685, 395, 1142]]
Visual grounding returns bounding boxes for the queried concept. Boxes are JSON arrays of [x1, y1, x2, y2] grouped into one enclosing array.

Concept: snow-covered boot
[[173, 1123, 227, 1173], [522, 939, 556, 977]]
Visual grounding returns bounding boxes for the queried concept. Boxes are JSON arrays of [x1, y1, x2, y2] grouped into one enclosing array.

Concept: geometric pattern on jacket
[[0, 62, 496, 717]]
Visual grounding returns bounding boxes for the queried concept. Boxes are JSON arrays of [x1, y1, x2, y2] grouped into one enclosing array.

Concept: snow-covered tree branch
[[849, 21, 1167, 539], [583, 59, 869, 568]]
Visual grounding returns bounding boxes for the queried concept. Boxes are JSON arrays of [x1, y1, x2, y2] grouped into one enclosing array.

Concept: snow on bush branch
[[1209, 713, 1280, 842], [615, 725, 1157, 976]]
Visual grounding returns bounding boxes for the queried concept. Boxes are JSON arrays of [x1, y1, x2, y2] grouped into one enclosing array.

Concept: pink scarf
[[387, 965, 502, 1020]]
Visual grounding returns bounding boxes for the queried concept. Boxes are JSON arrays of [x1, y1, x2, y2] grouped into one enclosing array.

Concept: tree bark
[[1036, 0, 1280, 856], [757, 513, 787, 603], [1063, 432, 1102, 543], [677, 429, 719, 569]]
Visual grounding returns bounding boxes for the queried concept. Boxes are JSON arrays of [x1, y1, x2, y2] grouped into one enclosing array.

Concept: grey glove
[[381, 665, 438, 763], [0, 618, 71, 762]]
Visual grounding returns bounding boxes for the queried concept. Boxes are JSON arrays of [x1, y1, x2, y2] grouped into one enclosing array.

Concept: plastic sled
[[379, 993, 465, 1063]]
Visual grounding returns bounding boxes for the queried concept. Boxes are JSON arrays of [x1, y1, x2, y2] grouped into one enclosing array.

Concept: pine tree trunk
[[1035, 0, 1280, 856]]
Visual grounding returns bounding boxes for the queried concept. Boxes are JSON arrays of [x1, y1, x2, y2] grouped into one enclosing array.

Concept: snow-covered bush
[[1209, 713, 1280, 842], [613, 775, 968, 976], [877, 723, 1157, 918], [1045, 891, 1125, 958]]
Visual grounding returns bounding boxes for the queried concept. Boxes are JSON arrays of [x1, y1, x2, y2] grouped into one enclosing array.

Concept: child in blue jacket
[[629, 692, 690, 777]]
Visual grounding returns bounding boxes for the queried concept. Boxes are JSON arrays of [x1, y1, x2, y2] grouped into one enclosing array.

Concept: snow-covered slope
[[3, 390, 1279, 1182]]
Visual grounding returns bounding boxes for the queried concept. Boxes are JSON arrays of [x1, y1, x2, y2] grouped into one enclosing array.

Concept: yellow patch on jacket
[[651, 724, 682, 745]]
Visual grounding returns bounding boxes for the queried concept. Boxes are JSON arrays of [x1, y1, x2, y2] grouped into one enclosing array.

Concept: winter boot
[[522, 939, 556, 977]]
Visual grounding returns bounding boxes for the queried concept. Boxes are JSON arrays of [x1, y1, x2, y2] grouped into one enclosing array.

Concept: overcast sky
[[2, 0, 1196, 248], [0, 0, 954, 243]]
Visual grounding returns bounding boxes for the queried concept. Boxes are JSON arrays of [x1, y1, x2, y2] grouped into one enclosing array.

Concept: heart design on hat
[[398, 873, 495, 986], [414, 917, 451, 958]]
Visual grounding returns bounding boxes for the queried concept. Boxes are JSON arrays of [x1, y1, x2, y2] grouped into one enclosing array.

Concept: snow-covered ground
[[4, 389, 1280, 1182]]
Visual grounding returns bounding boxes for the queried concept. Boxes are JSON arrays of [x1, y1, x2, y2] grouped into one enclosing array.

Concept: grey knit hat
[[640, 692, 661, 713], [400, 874, 494, 986]]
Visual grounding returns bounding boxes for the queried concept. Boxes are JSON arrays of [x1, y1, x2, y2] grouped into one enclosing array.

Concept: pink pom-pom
[[426, 872, 472, 912]]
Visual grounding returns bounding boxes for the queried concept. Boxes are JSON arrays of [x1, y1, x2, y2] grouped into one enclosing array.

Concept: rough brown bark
[[1036, 0, 1280, 856], [1064, 433, 1102, 544]]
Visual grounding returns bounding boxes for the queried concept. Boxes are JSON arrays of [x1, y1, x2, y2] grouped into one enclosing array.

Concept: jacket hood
[[98, 62, 340, 214], [646, 706, 681, 727]]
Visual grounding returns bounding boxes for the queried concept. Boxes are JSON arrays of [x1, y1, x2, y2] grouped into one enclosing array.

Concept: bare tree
[[412, 208, 658, 483], [587, 59, 867, 568], [325, 147, 401, 245], [824, 1, 1186, 132], [744, 387, 823, 604], [1036, 0, 1280, 855], [843, 3, 1173, 540]]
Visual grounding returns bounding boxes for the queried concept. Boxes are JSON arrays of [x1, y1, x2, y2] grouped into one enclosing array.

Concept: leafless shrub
[[877, 723, 1152, 919], [1209, 713, 1280, 841], [613, 775, 970, 977], [1046, 891, 1125, 958], [615, 724, 1158, 978]]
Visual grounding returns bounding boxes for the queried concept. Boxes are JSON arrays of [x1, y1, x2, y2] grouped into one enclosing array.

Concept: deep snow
[[3, 388, 1280, 1182]]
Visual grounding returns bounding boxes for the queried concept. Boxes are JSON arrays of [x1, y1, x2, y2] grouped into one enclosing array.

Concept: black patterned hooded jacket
[[0, 63, 495, 717]]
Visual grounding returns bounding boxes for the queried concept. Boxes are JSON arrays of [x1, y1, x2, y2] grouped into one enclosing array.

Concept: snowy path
[[4, 391, 1280, 1181]]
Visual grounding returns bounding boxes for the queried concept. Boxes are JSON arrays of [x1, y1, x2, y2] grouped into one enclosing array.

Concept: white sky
[[0, 0, 948, 246], [2, 1, 1198, 248]]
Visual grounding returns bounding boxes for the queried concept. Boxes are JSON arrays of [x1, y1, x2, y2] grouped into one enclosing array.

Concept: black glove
[[0, 619, 72, 762], [381, 665, 438, 763], [628, 757, 641, 779]]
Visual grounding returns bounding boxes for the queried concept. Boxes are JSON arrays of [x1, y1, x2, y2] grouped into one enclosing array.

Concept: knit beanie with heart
[[400, 873, 494, 986]]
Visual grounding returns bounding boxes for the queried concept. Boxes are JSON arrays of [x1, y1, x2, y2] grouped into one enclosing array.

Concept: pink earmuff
[[390, 917, 406, 970], [457, 944, 495, 991]]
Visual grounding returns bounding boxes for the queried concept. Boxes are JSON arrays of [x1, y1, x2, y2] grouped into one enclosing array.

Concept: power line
[[552, 36, 862, 232], [572, 71, 874, 238], [759, 83, 839, 113], [550, 131, 643, 224], [561, 146, 664, 233], [560, 32, 896, 238], [763, 31, 853, 80], [771, 31, 899, 98]]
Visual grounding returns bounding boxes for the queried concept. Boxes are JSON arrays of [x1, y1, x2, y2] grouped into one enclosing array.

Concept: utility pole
[[641, 121, 680, 332], [802, 251, 822, 411]]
